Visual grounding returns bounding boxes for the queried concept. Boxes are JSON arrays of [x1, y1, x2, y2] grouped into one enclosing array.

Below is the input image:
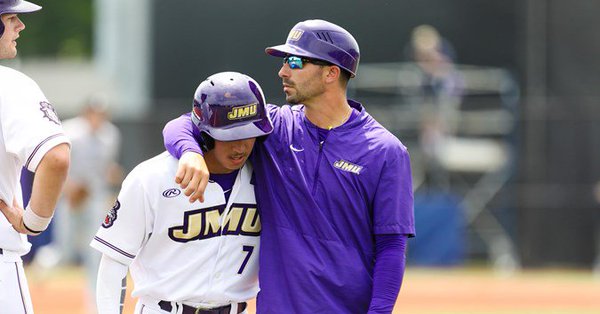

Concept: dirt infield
[[400, 268, 600, 314], [27, 266, 600, 314]]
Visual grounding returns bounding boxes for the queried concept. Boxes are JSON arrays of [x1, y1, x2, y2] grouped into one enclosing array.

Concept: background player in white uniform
[[91, 72, 273, 314], [0, 1, 71, 313], [54, 95, 122, 307]]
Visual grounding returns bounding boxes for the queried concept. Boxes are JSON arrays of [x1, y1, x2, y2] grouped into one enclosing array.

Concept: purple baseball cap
[[265, 19, 360, 77], [0, 0, 42, 15]]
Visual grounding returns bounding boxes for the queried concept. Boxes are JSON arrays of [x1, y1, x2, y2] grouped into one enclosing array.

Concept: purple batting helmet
[[191, 71, 274, 141], [265, 19, 360, 77], [0, 0, 41, 37]]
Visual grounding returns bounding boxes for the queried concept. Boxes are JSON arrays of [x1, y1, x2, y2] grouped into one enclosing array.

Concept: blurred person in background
[[403, 24, 464, 189], [45, 93, 122, 310], [0, 1, 71, 312]]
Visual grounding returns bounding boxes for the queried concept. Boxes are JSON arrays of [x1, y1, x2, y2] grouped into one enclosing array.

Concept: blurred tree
[[17, 0, 93, 58]]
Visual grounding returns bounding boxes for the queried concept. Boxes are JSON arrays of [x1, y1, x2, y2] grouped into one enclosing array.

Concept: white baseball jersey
[[90, 152, 260, 305], [0, 65, 70, 255]]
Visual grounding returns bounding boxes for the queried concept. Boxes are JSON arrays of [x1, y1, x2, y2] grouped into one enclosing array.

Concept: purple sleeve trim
[[367, 234, 407, 314], [93, 236, 136, 259], [163, 113, 203, 159], [25, 133, 64, 169]]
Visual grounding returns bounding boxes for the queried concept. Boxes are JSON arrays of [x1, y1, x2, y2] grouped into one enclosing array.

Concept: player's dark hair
[[200, 132, 215, 152]]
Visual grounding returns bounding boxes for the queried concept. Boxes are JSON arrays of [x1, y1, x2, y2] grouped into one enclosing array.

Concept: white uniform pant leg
[[0, 259, 34, 314]]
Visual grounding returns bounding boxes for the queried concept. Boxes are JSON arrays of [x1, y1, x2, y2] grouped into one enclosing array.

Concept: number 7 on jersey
[[238, 245, 254, 274]]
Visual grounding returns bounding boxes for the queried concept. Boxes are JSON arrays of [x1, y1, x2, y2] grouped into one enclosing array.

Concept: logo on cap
[[288, 29, 304, 41], [227, 103, 257, 120]]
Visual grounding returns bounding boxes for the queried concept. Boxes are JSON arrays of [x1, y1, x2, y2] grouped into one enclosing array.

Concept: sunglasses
[[283, 55, 331, 69]]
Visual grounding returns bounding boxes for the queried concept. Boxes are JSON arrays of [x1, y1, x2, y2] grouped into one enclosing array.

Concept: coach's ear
[[323, 65, 341, 85]]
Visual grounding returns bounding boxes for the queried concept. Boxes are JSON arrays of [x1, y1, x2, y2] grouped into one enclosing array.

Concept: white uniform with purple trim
[[90, 152, 260, 312], [0, 65, 70, 313]]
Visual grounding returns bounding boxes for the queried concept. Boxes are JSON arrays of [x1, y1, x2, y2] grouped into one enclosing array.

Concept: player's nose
[[16, 16, 25, 32], [229, 141, 246, 154]]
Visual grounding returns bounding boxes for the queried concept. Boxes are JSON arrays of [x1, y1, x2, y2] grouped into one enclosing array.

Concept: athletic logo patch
[[333, 159, 363, 175], [39, 101, 61, 125], [288, 29, 304, 41], [102, 200, 121, 228], [289, 144, 304, 152], [162, 188, 181, 198]]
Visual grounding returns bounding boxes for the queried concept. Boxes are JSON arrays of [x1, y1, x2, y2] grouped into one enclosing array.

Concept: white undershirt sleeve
[[97, 254, 129, 314]]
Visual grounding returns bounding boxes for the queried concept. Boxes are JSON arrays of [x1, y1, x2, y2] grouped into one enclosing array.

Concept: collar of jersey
[[302, 99, 366, 132]]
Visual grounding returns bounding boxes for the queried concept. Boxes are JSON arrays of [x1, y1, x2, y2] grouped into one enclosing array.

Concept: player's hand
[[176, 151, 209, 203], [0, 198, 33, 235]]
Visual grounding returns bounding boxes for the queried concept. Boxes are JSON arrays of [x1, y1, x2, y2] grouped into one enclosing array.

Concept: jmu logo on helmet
[[288, 29, 304, 41], [227, 103, 257, 120]]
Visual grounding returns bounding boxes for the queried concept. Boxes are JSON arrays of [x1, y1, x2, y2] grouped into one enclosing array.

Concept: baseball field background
[[14, 0, 599, 271], [27, 265, 600, 314], [6, 1, 600, 313]]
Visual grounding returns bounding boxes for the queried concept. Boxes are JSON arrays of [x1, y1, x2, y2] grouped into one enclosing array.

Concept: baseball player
[[0, 1, 71, 313], [163, 20, 415, 313], [91, 72, 273, 314], [54, 96, 122, 308]]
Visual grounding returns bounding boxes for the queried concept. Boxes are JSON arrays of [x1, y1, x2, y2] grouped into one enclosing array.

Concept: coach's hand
[[176, 152, 209, 203], [0, 199, 32, 235]]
